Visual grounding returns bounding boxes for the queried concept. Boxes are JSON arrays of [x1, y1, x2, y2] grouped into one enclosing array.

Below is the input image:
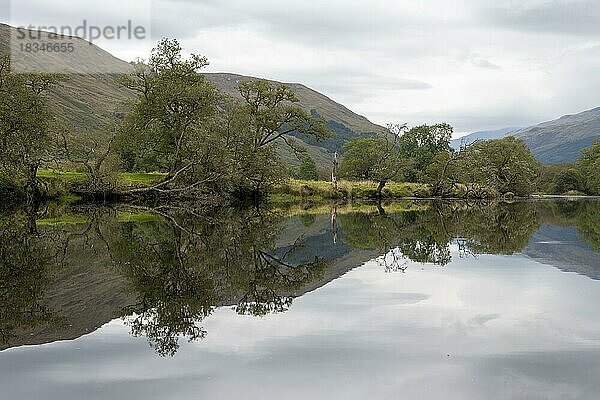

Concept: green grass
[[38, 169, 168, 190], [37, 169, 87, 183], [117, 210, 162, 223], [36, 170, 430, 202], [271, 179, 431, 202], [36, 214, 89, 226], [118, 172, 167, 187]]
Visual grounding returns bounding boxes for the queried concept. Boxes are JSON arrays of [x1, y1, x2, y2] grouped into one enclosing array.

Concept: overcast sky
[[5, 0, 600, 134]]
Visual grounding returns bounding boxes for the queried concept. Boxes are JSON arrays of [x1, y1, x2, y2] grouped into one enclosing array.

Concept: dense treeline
[[1, 38, 600, 204], [0, 39, 331, 203], [339, 123, 600, 198], [115, 39, 330, 199]]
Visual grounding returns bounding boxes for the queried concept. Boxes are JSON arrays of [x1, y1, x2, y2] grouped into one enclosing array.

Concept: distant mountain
[[451, 107, 600, 164], [204, 73, 387, 167], [0, 23, 134, 139], [0, 24, 386, 169], [450, 127, 520, 150], [204, 73, 386, 137], [523, 224, 600, 281], [511, 107, 600, 164]]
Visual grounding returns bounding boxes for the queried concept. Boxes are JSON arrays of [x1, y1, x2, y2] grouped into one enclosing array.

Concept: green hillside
[[0, 24, 386, 170], [511, 107, 600, 164], [204, 73, 386, 135], [0, 23, 134, 138]]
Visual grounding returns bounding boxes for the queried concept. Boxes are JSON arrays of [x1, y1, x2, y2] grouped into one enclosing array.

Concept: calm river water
[[1, 199, 599, 399]]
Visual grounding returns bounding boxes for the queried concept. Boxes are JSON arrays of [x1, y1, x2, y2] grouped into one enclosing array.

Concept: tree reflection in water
[[108, 206, 328, 356], [1, 200, 600, 356], [0, 210, 57, 344]]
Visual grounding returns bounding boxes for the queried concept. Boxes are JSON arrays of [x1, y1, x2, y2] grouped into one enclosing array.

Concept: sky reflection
[[1, 247, 600, 400]]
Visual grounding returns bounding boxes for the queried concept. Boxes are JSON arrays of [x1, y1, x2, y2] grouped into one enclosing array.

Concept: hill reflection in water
[[1, 199, 599, 356]]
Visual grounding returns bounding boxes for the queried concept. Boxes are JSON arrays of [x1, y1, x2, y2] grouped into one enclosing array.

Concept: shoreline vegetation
[[1, 38, 599, 208], [2, 171, 595, 208]]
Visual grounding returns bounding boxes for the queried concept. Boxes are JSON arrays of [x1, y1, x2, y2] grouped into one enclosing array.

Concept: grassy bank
[[37, 169, 167, 200], [270, 180, 431, 203], [36, 172, 583, 205], [36, 172, 431, 203], [38, 169, 167, 187]]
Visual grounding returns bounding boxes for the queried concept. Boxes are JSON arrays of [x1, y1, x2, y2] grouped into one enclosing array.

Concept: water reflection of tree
[[338, 201, 543, 269], [524, 199, 600, 251], [107, 206, 327, 356], [576, 202, 600, 251], [235, 238, 328, 316], [446, 201, 540, 255], [3, 199, 600, 356], [339, 208, 452, 268], [112, 221, 216, 356], [0, 210, 57, 344]]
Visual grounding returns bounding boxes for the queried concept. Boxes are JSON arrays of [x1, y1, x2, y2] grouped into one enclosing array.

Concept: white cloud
[[5, 0, 600, 133]]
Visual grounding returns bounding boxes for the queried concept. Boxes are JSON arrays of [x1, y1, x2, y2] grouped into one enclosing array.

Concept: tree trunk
[[25, 164, 42, 206], [376, 200, 386, 216], [376, 181, 386, 199], [331, 152, 339, 190]]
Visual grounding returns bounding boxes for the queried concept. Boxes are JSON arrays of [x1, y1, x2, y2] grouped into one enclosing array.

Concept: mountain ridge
[[511, 107, 600, 164], [453, 106, 600, 164], [450, 127, 521, 150], [204, 72, 387, 136], [0, 23, 386, 168]]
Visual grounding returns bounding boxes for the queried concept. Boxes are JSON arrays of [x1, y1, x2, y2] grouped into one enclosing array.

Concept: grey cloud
[[149, 0, 457, 50], [472, 58, 502, 70], [301, 70, 432, 100], [9, 0, 600, 135], [379, 104, 549, 135], [484, 1, 600, 36]]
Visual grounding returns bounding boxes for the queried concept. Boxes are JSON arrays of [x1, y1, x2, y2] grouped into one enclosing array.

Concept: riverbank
[[6, 171, 433, 204], [2, 170, 597, 208], [270, 180, 431, 203]]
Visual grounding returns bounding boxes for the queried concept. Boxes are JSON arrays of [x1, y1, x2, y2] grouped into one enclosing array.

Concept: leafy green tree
[[0, 55, 65, 203], [459, 137, 540, 196], [398, 123, 453, 182], [116, 40, 331, 198], [577, 139, 600, 195], [237, 79, 330, 150], [340, 124, 408, 197], [219, 101, 286, 195], [425, 150, 464, 196], [295, 156, 319, 181], [339, 138, 382, 179], [553, 167, 584, 194], [535, 164, 574, 194], [228, 79, 331, 194], [115, 39, 224, 194]]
